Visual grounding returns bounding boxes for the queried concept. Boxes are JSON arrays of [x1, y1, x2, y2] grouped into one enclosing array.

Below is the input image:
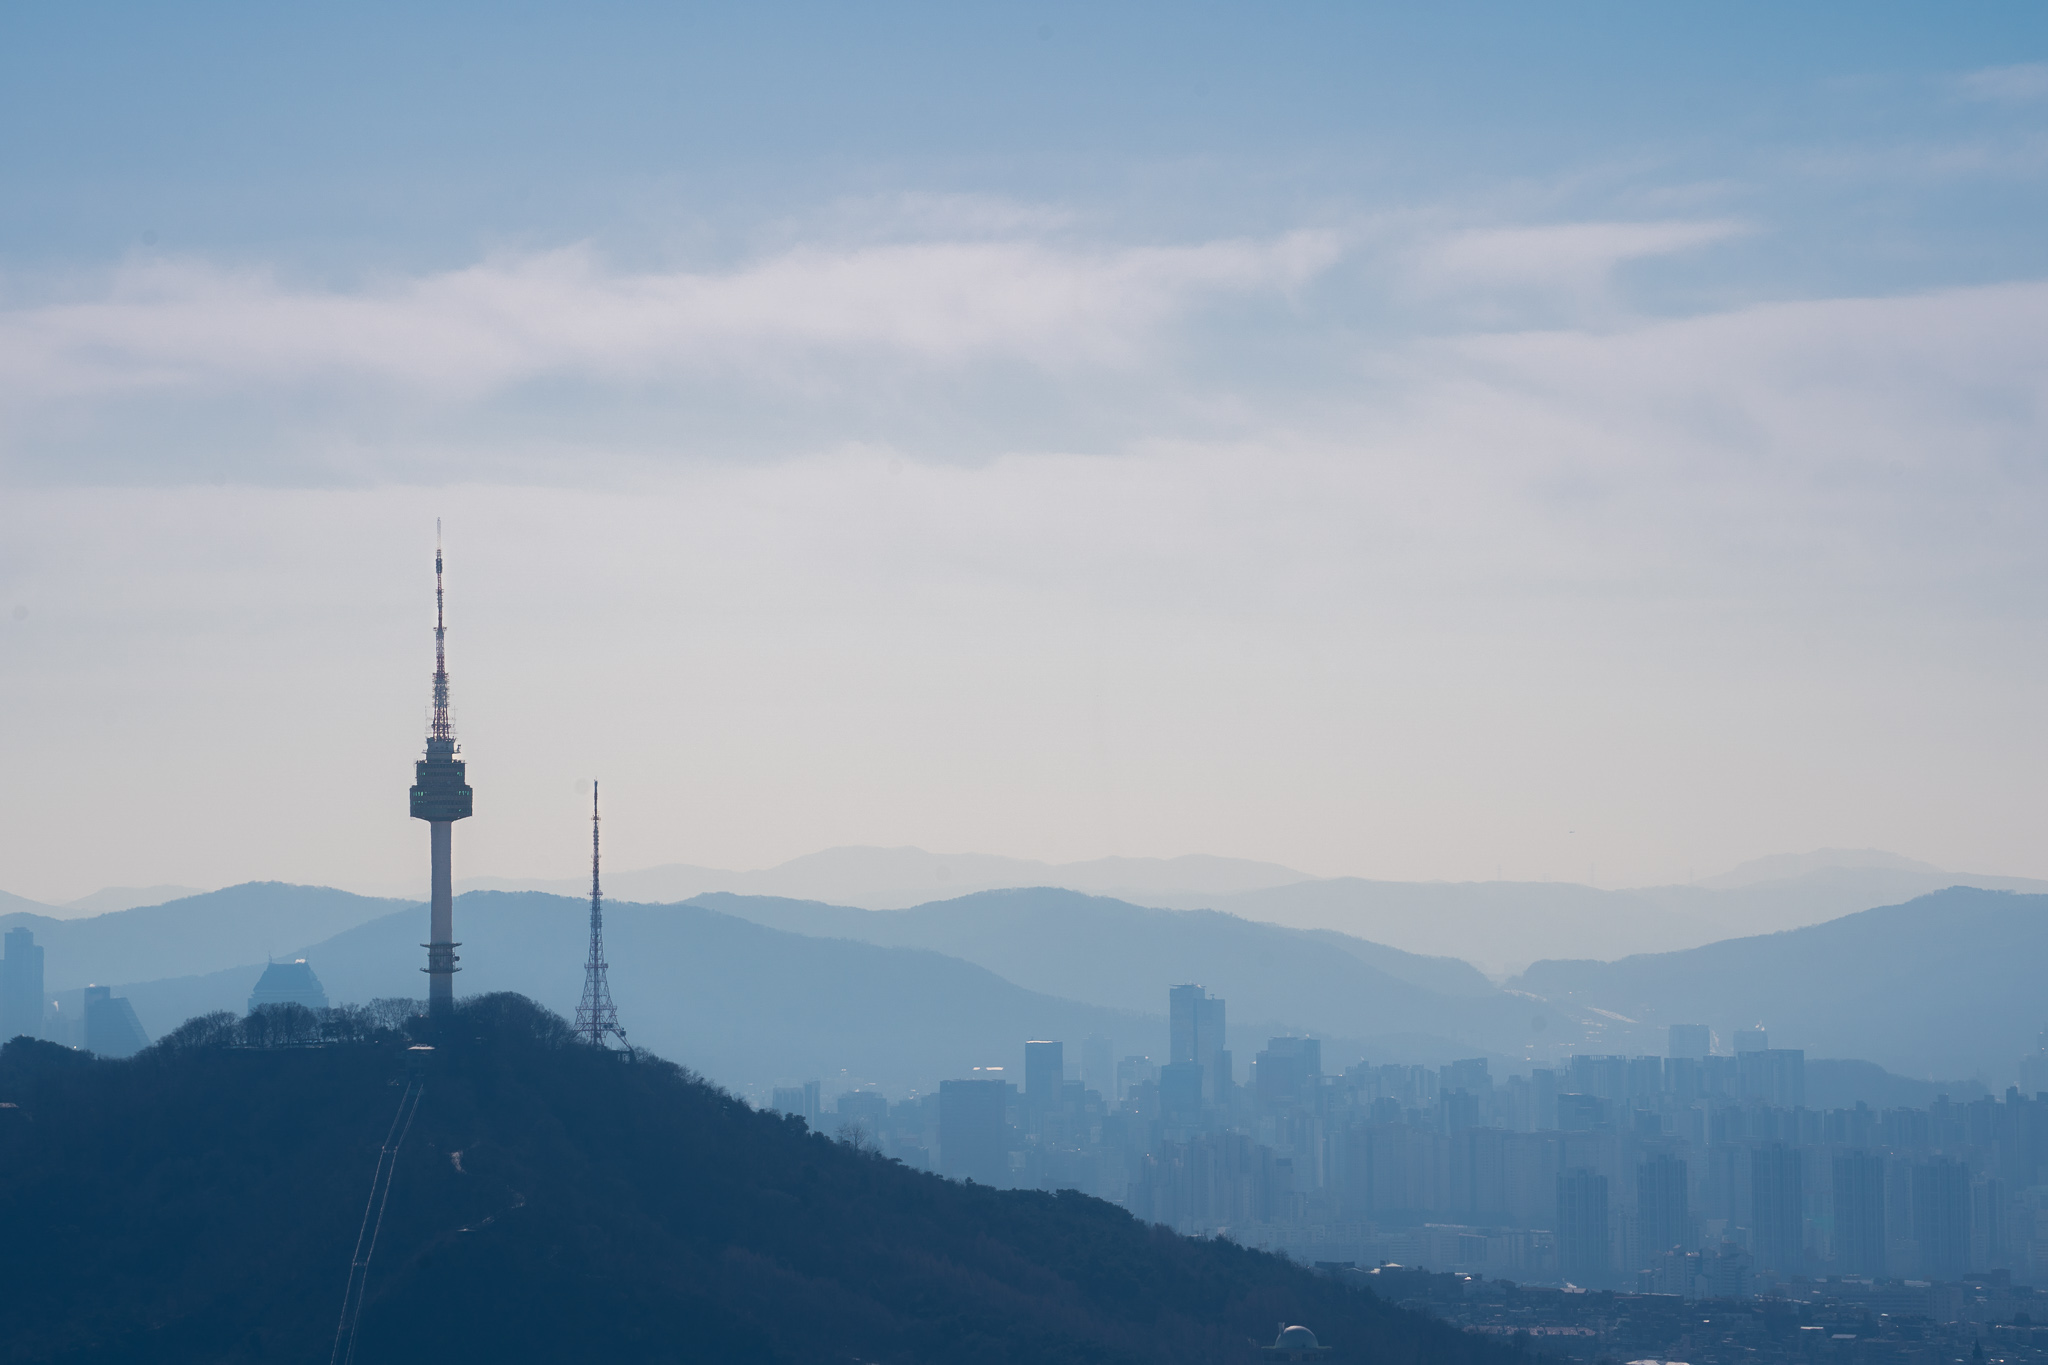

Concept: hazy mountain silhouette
[[1510, 887, 2048, 1079], [1699, 848, 1948, 888], [461, 845, 1312, 908], [690, 888, 1552, 1054], [0, 995, 1496, 1365], [88, 893, 1165, 1095], [0, 888, 53, 917], [58, 884, 208, 916], [73, 891, 1548, 1094], [1165, 863, 2048, 976], [0, 883, 409, 992]]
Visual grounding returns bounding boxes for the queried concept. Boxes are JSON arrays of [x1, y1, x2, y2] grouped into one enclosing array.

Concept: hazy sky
[[4, 4, 2048, 903]]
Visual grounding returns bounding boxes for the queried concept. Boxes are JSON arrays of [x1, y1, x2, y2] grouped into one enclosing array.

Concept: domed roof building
[[1260, 1323, 1332, 1360], [247, 959, 329, 1015]]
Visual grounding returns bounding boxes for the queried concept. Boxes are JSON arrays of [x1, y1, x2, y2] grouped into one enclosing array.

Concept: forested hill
[[0, 996, 1503, 1365]]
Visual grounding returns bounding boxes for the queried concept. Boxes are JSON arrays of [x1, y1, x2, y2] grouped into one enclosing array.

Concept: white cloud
[[0, 232, 1342, 408], [7, 257, 2048, 895], [1957, 62, 2048, 106], [1407, 218, 1747, 306]]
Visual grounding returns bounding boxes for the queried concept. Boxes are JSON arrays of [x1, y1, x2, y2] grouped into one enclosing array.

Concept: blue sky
[[3, 4, 2047, 900]]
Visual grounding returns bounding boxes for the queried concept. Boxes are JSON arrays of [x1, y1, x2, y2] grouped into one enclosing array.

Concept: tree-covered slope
[[0, 995, 1506, 1365]]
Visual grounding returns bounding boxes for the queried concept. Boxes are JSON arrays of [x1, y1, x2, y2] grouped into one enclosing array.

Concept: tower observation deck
[[409, 525, 472, 1014]]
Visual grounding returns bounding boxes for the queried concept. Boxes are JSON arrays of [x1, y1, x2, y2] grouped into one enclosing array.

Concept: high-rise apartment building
[[1751, 1142, 1804, 1274], [1637, 1153, 1690, 1260], [1912, 1157, 1971, 1280], [1738, 1048, 1806, 1109], [1557, 1167, 1611, 1285], [1832, 1150, 1887, 1276]]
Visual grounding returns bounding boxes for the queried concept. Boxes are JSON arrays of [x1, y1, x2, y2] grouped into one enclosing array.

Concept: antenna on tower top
[[427, 521, 453, 753], [574, 780, 629, 1053]]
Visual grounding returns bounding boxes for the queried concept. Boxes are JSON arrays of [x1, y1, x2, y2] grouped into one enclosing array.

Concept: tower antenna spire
[[430, 518, 451, 749], [575, 781, 628, 1052]]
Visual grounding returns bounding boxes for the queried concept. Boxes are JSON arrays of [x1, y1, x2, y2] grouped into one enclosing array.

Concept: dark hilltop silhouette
[[0, 993, 1503, 1365]]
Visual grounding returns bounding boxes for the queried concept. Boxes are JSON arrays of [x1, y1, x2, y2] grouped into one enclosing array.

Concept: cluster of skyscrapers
[[1, 927, 149, 1057], [772, 1004, 2048, 1297]]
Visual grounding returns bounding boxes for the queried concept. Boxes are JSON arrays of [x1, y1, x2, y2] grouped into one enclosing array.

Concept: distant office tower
[[1168, 984, 1231, 1103], [1, 927, 44, 1040], [768, 1079, 822, 1124], [939, 1079, 1009, 1185], [1638, 1153, 1690, 1260], [1738, 1048, 1806, 1109], [1254, 1037, 1323, 1109], [407, 526, 475, 1016], [1025, 1040, 1063, 1114], [1116, 1054, 1156, 1102], [1159, 1062, 1205, 1125], [1081, 1033, 1114, 1097], [1668, 1024, 1712, 1060], [1912, 1157, 1972, 1280], [1732, 1025, 1769, 1054], [1751, 1143, 1804, 1275], [82, 985, 149, 1058], [835, 1089, 889, 1138], [1833, 1150, 1887, 1276], [1556, 1168, 1611, 1285], [247, 959, 329, 1014]]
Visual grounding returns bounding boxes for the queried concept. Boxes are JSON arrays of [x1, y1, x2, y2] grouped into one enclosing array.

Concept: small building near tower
[[248, 959, 329, 1015], [1259, 1325, 1332, 1361], [82, 986, 150, 1058]]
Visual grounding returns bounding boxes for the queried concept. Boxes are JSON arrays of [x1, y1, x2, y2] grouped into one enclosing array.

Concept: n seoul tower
[[409, 523, 473, 1015]]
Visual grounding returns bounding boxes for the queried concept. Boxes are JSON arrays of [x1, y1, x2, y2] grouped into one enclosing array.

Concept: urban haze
[[4, 6, 2048, 1364]]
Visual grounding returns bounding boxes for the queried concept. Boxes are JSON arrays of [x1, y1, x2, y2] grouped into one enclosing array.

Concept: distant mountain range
[[7, 878, 2029, 1097], [459, 846, 1312, 909], [12, 847, 2044, 973], [1152, 863, 2048, 976], [0, 884, 409, 990], [23, 886, 1545, 1093], [449, 845, 2048, 976], [0, 885, 213, 920], [1509, 886, 2048, 1080]]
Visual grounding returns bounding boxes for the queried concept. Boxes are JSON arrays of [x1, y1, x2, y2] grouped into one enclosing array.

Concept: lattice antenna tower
[[574, 781, 628, 1050]]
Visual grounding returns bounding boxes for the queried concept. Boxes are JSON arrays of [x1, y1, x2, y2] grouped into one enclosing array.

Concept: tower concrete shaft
[[409, 524, 472, 1014]]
